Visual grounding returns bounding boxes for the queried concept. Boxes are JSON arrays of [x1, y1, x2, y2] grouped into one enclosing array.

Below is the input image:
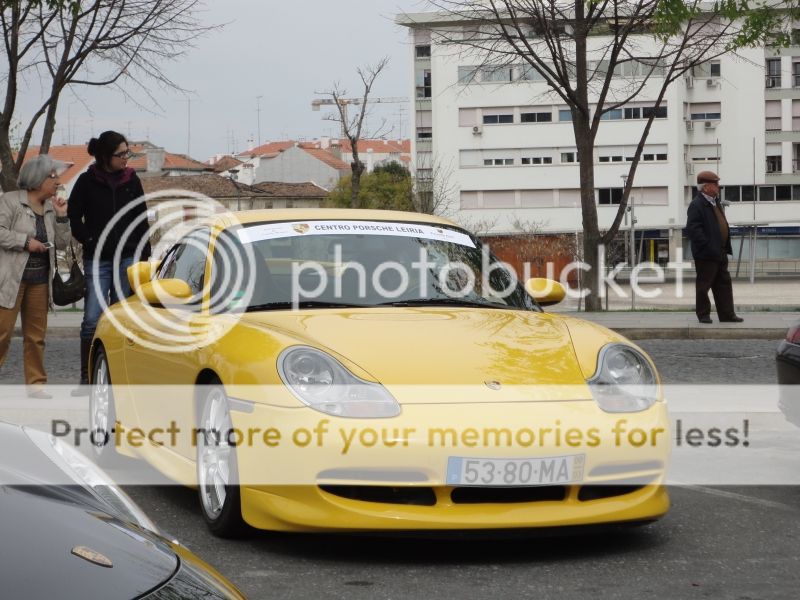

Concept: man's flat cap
[[697, 170, 720, 184]]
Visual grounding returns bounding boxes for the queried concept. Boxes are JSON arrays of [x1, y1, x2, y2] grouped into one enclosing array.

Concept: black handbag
[[52, 242, 86, 306]]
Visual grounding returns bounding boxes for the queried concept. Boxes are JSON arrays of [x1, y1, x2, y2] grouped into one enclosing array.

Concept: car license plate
[[446, 454, 585, 487]]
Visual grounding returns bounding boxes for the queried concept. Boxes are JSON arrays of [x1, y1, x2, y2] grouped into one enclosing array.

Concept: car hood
[[240, 307, 587, 387], [0, 486, 177, 599], [0, 423, 178, 599]]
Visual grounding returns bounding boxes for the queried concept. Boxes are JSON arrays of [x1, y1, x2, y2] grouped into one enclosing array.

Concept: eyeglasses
[[112, 150, 132, 159]]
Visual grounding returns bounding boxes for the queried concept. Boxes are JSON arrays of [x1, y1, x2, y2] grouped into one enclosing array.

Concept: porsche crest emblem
[[71, 546, 113, 568]]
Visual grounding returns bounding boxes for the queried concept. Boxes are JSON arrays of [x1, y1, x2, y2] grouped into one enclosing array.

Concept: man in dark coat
[[686, 170, 743, 324]]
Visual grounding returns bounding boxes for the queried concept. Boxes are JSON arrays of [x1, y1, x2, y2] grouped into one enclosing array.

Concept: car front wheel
[[196, 381, 245, 537], [89, 345, 117, 466]]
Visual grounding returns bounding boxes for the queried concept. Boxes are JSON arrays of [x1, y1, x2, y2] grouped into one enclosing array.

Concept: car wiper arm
[[244, 300, 367, 312], [374, 298, 504, 309]]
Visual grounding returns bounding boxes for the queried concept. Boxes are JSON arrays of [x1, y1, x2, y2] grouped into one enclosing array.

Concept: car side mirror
[[127, 261, 157, 292], [524, 278, 566, 306], [136, 279, 194, 307]]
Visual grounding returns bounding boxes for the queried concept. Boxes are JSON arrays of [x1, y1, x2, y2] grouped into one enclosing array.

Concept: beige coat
[[0, 190, 72, 309]]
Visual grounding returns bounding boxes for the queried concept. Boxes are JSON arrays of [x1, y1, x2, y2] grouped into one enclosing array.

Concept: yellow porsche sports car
[[89, 209, 669, 536]]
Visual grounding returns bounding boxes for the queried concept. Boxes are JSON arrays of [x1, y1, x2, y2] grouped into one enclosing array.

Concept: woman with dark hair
[[68, 131, 151, 394], [0, 155, 71, 398]]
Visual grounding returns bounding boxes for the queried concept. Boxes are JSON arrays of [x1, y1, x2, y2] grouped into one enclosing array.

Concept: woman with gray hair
[[0, 154, 71, 398]]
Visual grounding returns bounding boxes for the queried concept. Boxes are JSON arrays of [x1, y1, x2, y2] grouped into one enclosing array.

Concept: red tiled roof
[[337, 139, 411, 154], [207, 155, 243, 173], [251, 181, 329, 198], [15, 145, 95, 184], [128, 144, 209, 172], [238, 141, 295, 156], [301, 147, 351, 171], [141, 174, 272, 199]]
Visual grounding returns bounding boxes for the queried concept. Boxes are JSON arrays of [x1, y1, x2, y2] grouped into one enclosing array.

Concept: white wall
[[405, 22, 800, 238], [251, 146, 341, 189]]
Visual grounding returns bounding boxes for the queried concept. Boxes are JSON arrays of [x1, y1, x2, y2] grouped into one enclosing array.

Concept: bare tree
[[0, 0, 216, 191], [415, 0, 784, 310], [414, 153, 459, 216], [319, 57, 391, 208]]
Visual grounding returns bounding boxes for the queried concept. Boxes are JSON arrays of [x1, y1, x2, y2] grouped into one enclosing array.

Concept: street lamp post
[[622, 174, 636, 310], [229, 168, 241, 211]]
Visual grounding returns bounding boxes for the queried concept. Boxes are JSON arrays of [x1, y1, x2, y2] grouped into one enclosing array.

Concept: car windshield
[[209, 219, 539, 313]]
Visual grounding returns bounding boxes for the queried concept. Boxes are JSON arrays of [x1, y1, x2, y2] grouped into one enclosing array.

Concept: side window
[[157, 228, 210, 300]]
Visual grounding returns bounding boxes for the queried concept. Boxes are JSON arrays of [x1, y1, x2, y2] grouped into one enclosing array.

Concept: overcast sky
[[42, 0, 428, 162]]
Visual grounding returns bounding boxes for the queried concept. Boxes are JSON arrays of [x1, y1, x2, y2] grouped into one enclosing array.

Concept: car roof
[[211, 208, 460, 230]]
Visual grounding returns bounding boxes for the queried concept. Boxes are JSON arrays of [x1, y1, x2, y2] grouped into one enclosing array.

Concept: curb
[[14, 327, 80, 339], [614, 328, 785, 341]]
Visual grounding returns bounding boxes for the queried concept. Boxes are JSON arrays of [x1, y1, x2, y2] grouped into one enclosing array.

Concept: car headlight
[[587, 343, 659, 413], [23, 427, 158, 532], [277, 346, 401, 418]]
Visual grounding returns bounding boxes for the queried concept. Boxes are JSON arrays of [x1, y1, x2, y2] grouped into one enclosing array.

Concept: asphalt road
[[2, 338, 798, 599]]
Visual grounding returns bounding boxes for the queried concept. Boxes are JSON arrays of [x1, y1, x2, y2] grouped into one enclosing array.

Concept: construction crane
[[311, 96, 408, 138]]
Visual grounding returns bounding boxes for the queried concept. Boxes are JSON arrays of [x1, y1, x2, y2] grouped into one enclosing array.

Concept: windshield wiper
[[244, 300, 368, 312], [374, 297, 507, 309]]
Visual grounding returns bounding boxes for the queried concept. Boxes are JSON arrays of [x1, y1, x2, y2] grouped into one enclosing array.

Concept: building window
[[766, 58, 781, 88], [519, 65, 545, 82], [416, 168, 433, 181], [766, 100, 782, 131], [598, 188, 623, 205], [642, 105, 668, 119], [599, 108, 623, 120], [457, 66, 478, 84], [689, 102, 722, 120], [725, 184, 800, 201], [483, 158, 514, 166], [624, 107, 641, 119], [766, 155, 782, 173], [483, 113, 514, 124], [521, 156, 553, 165], [724, 186, 740, 202], [480, 66, 514, 83], [560, 151, 578, 163], [415, 45, 431, 58], [689, 144, 721, 162], [416, 69, 432, 98], [559, 109, 572, 122], [520, 111, 552, 123], [416, 127, 432, 140], [692, 60, 721, 78]]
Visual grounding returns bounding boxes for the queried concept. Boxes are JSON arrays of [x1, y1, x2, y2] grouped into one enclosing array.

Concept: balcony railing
[[766, 75, 782, 88], [765, 117, 782, 131]]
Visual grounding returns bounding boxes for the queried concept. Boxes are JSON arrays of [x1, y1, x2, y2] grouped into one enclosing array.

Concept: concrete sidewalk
[[19, 306, 796, 342]]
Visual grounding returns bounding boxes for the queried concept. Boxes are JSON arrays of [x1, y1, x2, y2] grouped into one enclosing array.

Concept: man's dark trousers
[[694, 256, 735, 321]]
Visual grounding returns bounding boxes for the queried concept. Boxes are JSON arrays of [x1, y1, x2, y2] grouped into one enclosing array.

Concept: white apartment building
[[399, 12, 800, 270]]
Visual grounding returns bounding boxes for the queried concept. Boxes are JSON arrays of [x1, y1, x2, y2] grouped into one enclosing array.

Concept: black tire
[[88, 345, 118, 467], [196, 381, 246, 537]]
